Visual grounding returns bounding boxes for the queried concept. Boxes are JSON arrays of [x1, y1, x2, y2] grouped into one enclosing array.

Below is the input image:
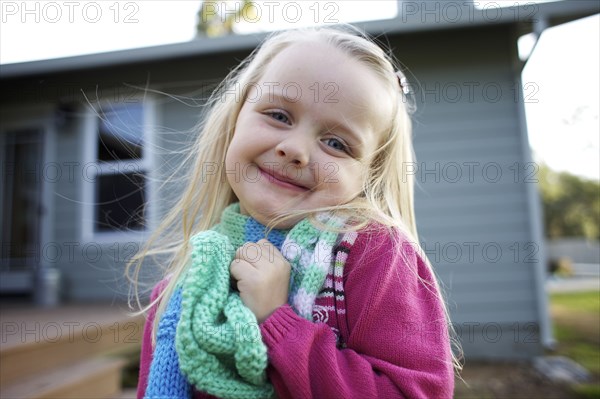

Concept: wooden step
[[0, 304, 144, 386], [0, 357, 126, 399]]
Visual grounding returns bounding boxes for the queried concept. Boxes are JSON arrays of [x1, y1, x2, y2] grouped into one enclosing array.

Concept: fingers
[[228, 239, 291, 323], [234, 239, 279, 267], [230, 259, 253, 281]]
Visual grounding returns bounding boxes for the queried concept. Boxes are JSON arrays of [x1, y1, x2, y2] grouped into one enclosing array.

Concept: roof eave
[[0, 0, 597, 79]]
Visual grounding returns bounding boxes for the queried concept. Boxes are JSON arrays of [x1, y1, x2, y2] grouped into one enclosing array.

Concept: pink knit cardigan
[[138, 226, 455, 398]]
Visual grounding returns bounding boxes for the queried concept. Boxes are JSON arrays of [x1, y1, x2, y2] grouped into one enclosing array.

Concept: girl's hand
[[230, 239, 291, 323]]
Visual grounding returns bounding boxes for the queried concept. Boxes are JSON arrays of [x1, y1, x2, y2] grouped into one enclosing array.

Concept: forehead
[[257, 41, 394, 144]]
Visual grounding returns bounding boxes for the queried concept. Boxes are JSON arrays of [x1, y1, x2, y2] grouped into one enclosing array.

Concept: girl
[[132, 25, 458, 399]]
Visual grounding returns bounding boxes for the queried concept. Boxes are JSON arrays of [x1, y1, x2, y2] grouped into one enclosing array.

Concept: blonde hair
[[127, 24, 461, 373]]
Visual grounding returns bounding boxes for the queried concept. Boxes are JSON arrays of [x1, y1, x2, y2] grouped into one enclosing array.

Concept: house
[[1, 0, 598, 361]]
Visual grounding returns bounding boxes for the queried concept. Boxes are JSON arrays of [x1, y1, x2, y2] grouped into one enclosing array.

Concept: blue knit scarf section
[[145, 205, 288, 399]]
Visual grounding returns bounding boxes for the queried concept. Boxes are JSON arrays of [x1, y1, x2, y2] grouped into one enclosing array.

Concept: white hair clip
[[396, 71, 410, 95]]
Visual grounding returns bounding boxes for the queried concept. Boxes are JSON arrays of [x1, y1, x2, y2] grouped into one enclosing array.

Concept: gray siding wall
[[392, 27, 544, 358]]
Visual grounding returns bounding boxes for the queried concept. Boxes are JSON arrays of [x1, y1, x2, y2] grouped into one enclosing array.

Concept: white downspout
[[514, 14, 556, 351]]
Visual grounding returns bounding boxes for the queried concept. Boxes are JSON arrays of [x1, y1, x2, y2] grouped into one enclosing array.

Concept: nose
[[275, 135, 310, 166]]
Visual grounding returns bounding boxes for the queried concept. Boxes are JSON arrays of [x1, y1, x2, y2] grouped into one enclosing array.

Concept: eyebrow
[[258, 91, 296, 107]]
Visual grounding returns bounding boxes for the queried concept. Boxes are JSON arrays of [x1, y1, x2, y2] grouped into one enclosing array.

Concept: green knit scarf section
[[175, 204, 344, 399]]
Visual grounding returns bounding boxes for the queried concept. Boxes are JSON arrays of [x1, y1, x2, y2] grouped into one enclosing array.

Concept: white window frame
[[81, 96, 157, 243]]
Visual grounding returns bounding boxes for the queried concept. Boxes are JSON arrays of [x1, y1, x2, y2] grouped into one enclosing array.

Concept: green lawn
[[454, 290, 600, 399], [551, 291, 600, 314], [550, 290, 600, 398]]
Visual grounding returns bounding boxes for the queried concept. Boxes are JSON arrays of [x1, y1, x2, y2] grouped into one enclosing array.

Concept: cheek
[[224, 139, 247, 188], [226, 129, 251, 163], [228, 123, 270, 161], [343, 169, 366, 196], [224, 142, 237, 170], [322, 162, 366, 196]]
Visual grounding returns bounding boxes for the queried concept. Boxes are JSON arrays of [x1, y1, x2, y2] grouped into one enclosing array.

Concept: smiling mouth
[[258, 167, 309, 192]]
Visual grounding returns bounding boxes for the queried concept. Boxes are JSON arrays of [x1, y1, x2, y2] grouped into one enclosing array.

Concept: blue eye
[[324, 138, 347, 152], [268, 111, 290, 124]]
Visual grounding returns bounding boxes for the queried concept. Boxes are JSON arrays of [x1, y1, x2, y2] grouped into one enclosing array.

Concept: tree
[[196, 0, 257, 37], [538, 164, 600, 240]]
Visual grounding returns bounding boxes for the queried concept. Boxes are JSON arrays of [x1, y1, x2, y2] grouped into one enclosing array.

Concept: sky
[[0, 1, 598, 180], [521, 13, 599, 181]]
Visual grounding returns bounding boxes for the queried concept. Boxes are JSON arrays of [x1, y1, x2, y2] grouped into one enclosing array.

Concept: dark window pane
[[97, 104, 144, 161], [95, 173, 145, 232]]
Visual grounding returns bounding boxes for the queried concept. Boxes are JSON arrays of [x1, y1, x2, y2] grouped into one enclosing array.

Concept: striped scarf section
[[145, 203, 346, 399]]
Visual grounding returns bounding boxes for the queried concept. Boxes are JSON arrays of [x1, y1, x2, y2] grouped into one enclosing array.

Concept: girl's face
[[226, 41, 393, 228]]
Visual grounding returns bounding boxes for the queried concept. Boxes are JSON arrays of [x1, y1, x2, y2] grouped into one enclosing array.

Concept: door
[[1, 128, 45, 293]]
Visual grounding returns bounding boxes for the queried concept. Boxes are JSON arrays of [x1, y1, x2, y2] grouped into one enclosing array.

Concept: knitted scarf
[[145, 203, 345, 399]]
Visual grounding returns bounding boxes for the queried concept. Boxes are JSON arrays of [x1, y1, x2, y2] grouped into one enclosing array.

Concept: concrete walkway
[[546, 276, 600, 293]]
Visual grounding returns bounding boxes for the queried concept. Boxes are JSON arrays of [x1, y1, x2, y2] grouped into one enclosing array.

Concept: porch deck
[[0, 301, 144, 399]]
